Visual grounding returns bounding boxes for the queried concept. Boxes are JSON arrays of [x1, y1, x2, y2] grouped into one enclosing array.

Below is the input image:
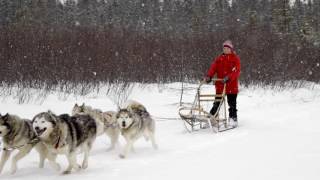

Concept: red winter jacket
[[206, 53, 241, 94]]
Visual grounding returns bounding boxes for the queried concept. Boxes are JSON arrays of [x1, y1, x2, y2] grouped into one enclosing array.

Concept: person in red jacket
[[203, 40, 241, 127]]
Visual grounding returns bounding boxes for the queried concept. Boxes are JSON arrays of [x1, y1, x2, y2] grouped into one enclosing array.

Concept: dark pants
[[210, 94, 238, 120]]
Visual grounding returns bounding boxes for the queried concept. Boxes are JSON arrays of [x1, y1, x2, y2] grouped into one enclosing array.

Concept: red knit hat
[[223, 40, 234, 50]]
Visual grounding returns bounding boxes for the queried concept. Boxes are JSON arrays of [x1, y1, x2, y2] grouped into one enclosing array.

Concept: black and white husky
[[116, 101, 158, 158], [0, 113, 51, 174], [32, 111, 96, 174], [72, 103, 120, 151]]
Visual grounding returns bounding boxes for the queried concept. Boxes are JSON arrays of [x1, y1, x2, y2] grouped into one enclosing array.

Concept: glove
[[222, 76, 229, 83], [203, 77, 212, 84]]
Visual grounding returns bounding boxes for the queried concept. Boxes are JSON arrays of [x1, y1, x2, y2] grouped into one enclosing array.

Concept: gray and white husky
[[72, 103, 120, 151], [32, 111, 96, 174], [116, 101, 158, 158], [0, 113, 49, 174]]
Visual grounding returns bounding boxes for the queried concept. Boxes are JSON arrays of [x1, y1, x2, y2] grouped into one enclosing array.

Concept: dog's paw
[[119, 154, 126, 159], [39, 161, 45, 168], [10, 168, 17, 175], [106, 146, 114, 152], [10, 165, 17, 174], [50, 162, 61, 171], [82, 162, 88, 169], [144, 136, 150, 141], [62, 170, 71, 175], [74, 164, 81, 171], [131, 147, 136, 153]]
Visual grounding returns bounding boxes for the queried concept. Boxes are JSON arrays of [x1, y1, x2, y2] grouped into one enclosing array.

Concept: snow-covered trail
[[0, 83, 319, 180]]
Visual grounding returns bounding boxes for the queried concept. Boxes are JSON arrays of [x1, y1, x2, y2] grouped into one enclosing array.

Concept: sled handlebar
[[200, 78, 223, 86], [199, 78, 226, 93]]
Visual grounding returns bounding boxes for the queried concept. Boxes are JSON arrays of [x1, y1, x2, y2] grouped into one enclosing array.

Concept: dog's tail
[[126, 100, 148, 116]]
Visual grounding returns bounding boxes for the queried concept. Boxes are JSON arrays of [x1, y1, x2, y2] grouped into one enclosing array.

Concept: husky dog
[[116, 101, 158, 158], [0, 113, 49, 174], [72, 103, 120, 151], [32, 111, 96, 174]]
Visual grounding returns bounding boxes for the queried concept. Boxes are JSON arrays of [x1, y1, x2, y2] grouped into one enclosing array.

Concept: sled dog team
[[0, 101, 158, 175]]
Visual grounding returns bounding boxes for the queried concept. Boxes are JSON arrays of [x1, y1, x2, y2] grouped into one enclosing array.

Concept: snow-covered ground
[[0, 83, 320, 180]]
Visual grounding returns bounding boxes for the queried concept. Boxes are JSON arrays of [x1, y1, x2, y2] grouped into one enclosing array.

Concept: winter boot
[[229, 117, 238, 128]]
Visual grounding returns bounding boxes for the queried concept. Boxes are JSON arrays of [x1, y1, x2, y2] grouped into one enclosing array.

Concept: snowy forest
[[0, 0, 319, 90]]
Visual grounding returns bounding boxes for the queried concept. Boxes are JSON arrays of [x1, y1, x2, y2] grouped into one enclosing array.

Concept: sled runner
[[179, 79, 235, 133]]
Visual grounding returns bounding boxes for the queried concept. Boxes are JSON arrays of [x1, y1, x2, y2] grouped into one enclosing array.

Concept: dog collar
[[126, 121, 135, 130]]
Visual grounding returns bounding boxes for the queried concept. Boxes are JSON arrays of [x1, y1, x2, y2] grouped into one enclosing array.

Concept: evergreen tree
[[271, 0, 293, 35], [313, 0, 320, 46], [291, 0, 310, 37], [0, 0, 6, 26], [314, 0, 320, 32]]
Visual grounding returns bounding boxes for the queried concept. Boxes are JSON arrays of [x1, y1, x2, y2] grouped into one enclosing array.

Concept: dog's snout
[[122, 121, 126, 127], [35, 126, 40, 131]]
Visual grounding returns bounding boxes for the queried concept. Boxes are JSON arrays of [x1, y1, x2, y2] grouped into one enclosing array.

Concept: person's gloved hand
[[202, 77, 212, 84], [222, 76, 229, 83]]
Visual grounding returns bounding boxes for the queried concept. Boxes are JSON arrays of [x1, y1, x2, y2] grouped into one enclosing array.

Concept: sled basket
[[178, 79, 235, 133]]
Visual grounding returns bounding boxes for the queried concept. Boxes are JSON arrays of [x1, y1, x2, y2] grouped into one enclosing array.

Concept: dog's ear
[[31, 116, 35, 123], [47, 110, 56, 120], [116, 105, 121, 112], [79, 103, 85, 111], [3, 113, 9, 121], [47, 111, 57, 125], [116, 110, 124, 119], [128, 111, 133, 118]]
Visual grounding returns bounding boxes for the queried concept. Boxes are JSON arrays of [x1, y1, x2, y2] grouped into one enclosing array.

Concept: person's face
[[223, 47, 232, 54]]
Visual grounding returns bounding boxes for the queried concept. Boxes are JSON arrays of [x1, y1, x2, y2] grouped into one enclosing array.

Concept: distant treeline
[[0, 0, 319, 90]]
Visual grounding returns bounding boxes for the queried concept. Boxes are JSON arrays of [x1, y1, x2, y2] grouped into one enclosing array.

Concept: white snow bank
[[0, 83, 319, 180]]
